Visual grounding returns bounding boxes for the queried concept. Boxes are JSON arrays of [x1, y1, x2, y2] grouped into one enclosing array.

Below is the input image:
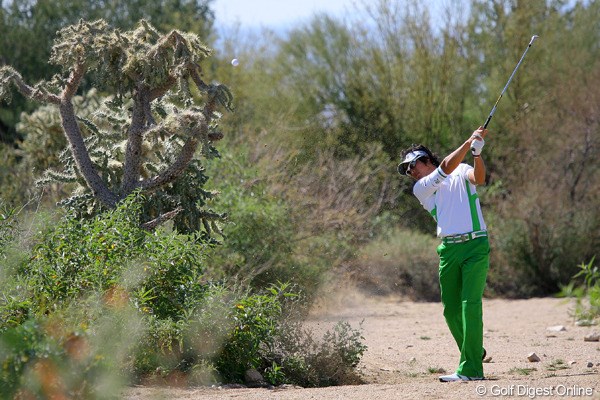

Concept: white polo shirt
[[413, 163, 486, 238]]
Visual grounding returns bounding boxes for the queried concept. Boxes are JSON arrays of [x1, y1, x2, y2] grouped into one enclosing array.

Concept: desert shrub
[[130, 282, 234, 383], [483, 215, 535, 297], [11, 192, 208, 322], [346, 227, 441, 301], [0, 193, 212, 392], [215, 284, 294, 382], [270, 319, 367, 387], [206, 138, 394, 300], [0, 320, 63, 398], [484, 51, 600, 297], [205, 147, 324, 293], [0, 142, 41, 206], [214, 283, 367, 387], [487, 196, 600, 297], [560, 258, 600, 323], [20, 197, 145, 313], [130, 282, 367, 387], [0, 198, 367, 390], [213, 185, 300, 287]]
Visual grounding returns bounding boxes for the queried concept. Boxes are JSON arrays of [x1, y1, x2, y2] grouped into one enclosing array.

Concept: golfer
[[398, 127, 489, 382]]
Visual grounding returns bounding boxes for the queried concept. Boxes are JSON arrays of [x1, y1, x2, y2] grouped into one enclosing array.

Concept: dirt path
[[124, 294, 600, 399]]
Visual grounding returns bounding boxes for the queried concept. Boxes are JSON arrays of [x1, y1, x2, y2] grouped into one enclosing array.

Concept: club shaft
[[483, 35, 538, 129]]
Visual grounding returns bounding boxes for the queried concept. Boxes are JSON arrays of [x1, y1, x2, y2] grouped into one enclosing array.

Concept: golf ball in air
[[231, 58, 239, 67]]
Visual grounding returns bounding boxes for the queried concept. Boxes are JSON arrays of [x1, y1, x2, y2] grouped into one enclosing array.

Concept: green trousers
[[437, 236, 489, 378]]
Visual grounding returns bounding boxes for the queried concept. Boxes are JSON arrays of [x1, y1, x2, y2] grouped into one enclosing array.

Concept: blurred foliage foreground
[[0, 195, 367, 397]]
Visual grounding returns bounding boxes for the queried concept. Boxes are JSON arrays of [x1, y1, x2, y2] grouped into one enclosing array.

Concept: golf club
[[482, 35, 539, 130]]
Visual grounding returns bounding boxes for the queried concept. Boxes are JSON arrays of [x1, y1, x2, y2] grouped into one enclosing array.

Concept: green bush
[[0, 320, 63, 398], [0, 196, 367, 391], [205, 140, 392, 300], [0, 193, 211, 392], [205, 147, 324, 293], [130, 281, 367, 387], [213, 283, 367, 387], [9, 192, 207, 321], [486, 205, 599, 297], [216, 283, 294, 382], [560, 258, 600, 323]]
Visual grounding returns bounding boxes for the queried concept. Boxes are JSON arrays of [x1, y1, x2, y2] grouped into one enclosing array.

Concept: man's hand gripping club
[[470, 131, 485, 156]]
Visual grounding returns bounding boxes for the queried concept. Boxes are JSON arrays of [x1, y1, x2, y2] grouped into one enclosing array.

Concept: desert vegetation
[[1, 0, 599, 396]]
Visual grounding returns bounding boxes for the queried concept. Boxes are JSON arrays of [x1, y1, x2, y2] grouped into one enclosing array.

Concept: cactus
[[0, 19, 231, 233]]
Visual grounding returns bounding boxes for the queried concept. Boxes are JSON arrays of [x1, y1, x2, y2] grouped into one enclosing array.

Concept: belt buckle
[[472, 230, 486, 240]]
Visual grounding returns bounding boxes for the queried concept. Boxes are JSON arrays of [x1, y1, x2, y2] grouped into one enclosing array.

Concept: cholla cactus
[[1, 19, 232, 231]]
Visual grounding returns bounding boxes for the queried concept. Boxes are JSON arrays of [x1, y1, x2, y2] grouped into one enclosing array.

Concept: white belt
[[442, 230, 487, 244]]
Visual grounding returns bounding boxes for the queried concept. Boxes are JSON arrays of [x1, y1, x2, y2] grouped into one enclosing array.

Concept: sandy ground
[[124, 293, 600, 399]]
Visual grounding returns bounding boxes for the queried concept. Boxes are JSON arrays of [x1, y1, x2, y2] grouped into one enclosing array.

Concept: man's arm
[[468, 154, 486, 185], [439, 127, 487, 184], [413, 167, 447, 201]]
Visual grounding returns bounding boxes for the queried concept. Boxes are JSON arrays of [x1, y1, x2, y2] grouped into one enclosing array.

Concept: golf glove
[[470, 135, 485, 156]]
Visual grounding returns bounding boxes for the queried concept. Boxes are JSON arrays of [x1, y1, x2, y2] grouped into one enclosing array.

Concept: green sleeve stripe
[[464, 179, 481, 231]]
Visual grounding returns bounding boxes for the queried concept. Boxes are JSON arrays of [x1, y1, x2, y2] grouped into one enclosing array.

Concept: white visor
[[397, 150, 428, 175]]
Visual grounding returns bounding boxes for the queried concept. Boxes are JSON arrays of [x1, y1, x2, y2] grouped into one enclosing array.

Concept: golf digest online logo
[[475, 384, 595, 398]]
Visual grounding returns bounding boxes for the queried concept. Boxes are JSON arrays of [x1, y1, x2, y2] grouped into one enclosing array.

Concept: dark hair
[[400, 144, 441, 167]]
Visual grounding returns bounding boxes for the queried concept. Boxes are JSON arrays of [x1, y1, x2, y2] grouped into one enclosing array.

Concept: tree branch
[[146, 30, 189, 100], [139, 113, 208, 193], [188, 67, 216, 119], [122, 86, 151, 195], [189, 67, 233, 117], [140, 206, 183, 231], [59, 99, 118, 207], [0, 67, 60, 104], [54, 61, 119, 207], [62, 62, 85, 99], [149, 74, 177, 100]]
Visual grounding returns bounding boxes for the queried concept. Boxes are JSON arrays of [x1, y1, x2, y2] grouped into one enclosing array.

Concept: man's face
[[407, 158, 432, 180]]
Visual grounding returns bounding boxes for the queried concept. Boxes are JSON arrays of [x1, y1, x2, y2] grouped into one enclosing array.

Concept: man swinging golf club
[[398, 35, 538, 382], [398, 127, 488, 382]]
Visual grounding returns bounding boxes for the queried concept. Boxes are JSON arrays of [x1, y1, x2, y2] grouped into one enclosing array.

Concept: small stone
[[587, 362, 594, 368], [527, 352, 541, 362], [408, 357, 417, 363], [483, 356, 493, 363], [244, 368, 267, 388], [568, 360, 577, 366], [583, 332, 600, 342], [547, 325, 567, 332]]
